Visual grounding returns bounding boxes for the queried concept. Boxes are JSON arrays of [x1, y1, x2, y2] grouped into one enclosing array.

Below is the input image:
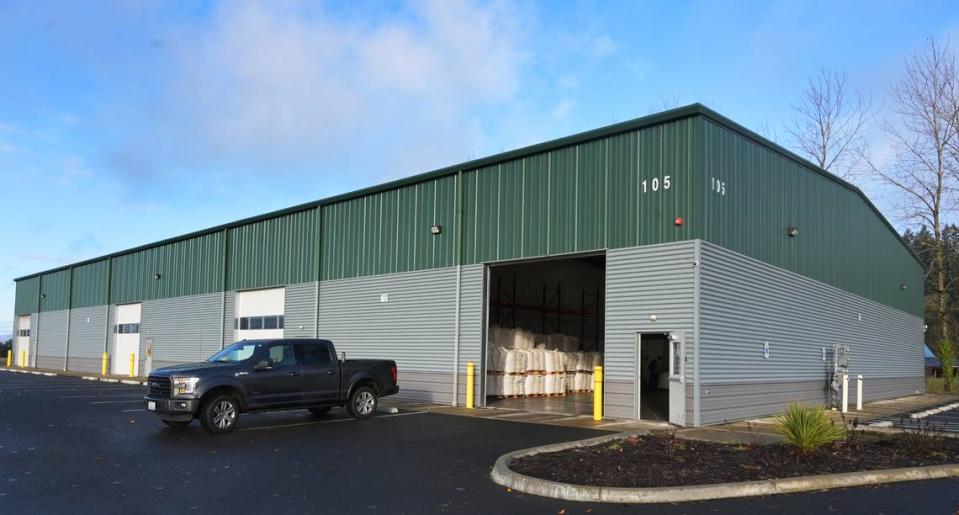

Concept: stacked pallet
[[486, 327, 602, 398]]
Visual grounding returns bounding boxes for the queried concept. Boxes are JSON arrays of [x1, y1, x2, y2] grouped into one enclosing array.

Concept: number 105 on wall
[[641, 175, 671, 193], [710, 177, 727, 195]]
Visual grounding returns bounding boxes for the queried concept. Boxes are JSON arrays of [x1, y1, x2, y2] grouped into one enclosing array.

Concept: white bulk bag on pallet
[[512, 330, 534, 350], [486, 373, 502, 396]]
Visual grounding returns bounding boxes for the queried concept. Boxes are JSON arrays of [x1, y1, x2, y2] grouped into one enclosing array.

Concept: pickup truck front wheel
[[347, 386, 377, 419], [200, 394, 240, 434]]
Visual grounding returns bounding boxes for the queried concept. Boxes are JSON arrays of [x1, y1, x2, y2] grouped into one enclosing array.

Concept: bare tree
[[868, 38, 959, 389], [787, 68, 872, 179]]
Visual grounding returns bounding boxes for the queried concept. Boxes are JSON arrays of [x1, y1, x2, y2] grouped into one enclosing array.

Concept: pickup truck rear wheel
[[347, 386, 377, 419], [200, 394, 240, 434], [308, 407, 331, 416]]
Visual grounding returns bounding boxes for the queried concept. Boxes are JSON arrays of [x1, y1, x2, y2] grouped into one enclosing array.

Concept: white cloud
[[155, 0, 527, 174], [551, 99, 575, 119], [57, 156, 94, 186], [0, 121, 18, 154], [592, 35, 619, 58], [557, 74, 579, 91]]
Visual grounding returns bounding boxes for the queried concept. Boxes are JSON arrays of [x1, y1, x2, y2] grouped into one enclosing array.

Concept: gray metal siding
[[457, 265, 484, 407], [223, 290, 235, 346], [284, 282, 317, 339], [605, 242, 696, 421], [106, 305, 115, 367], [29, 313, 38, 367], [67, 306, 108, 372], [318, 267, 459, 404], [36, 310, 69, 368], [698, 241, 925, 425], [140, 293, 223, 365]]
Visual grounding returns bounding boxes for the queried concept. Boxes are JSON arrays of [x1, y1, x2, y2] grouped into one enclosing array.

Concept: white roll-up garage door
[[113, 303, 142, 376], [235, 288, 285, 341], [15, 315, 31, 366]]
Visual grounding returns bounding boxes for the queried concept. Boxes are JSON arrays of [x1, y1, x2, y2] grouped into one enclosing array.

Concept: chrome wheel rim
[[355, 391, 375, 416], [212, 400, 236, 430]]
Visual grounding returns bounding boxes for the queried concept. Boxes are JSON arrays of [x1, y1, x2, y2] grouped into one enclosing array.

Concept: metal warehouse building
[[12, 104, 924, 426]]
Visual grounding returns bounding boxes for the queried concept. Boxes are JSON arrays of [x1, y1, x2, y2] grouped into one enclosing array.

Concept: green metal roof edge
[[693, 104, 923, 268], [13, 103, 920, 281]]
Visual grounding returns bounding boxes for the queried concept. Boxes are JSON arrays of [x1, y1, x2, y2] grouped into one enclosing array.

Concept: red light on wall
[[674, 217, 684, 226]]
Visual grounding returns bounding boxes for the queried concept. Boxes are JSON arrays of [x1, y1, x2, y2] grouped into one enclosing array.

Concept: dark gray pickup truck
[[144, 339, 398, 433]]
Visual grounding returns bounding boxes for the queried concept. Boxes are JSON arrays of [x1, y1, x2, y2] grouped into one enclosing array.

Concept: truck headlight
[[172, 377, 200, 397]]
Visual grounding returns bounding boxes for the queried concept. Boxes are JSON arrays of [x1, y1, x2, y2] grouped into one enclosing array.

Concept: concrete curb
[[490, 433, 959, 504], [0, 367, 148, 386]]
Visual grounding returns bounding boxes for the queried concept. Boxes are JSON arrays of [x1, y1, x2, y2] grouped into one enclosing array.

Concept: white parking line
[[122, 409, 147, 413], [237, 411, 426, 432], [0, 384, 137, 390], [57, 393, 143, 399], [89, 400, 144, 404]]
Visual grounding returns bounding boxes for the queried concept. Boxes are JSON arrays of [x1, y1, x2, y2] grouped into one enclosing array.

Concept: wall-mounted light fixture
[[786, 226, 800, 237], [674, 216, 684, 226], [154, 273, 162, 280], [430, 225, 442, 235], [900, 283, 907, 290], [40, 293, 47, 299]]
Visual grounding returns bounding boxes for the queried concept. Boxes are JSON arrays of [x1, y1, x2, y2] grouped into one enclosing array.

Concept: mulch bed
[[509, 433, 959, 488]]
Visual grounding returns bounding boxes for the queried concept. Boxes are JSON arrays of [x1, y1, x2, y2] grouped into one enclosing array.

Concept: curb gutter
[[0, 367, 147, 386], [490, 433, 959, 504]]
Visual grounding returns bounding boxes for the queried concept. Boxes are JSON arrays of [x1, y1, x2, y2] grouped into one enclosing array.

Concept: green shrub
[[773, 403, 846, 451]]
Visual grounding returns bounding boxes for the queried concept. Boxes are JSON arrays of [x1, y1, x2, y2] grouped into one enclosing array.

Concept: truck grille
[[148, 376, 171, 398]]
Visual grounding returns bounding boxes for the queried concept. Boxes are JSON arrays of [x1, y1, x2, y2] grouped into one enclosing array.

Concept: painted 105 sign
[[710, 177, 727, 196], [641, 175, 671, 193]]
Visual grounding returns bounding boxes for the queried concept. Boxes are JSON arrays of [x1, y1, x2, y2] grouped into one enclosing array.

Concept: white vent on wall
[[380, 293, 390, 303]]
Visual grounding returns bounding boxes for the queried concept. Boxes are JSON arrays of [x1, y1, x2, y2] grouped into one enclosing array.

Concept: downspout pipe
[[63, 267, 74, 371], [103, 258, 112, 355], [219, 228, 228, 349], [452, 171, 464, 406]]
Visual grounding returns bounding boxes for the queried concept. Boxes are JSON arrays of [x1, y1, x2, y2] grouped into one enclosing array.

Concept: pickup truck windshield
[[208, 342, 260, 363]]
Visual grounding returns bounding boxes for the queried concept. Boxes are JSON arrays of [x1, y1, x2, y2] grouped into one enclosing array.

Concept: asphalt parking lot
[[870, 402, 959, 433], [1, 371, 958, 514]]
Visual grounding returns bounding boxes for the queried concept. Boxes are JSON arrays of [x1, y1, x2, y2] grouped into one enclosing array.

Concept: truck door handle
[[326, 370, 335, 375], [289, 371, 299, 377]]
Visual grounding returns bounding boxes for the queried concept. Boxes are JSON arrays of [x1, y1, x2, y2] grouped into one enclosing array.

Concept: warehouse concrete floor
[[640, 388, 669, 421], [487, 391, 595, 415]]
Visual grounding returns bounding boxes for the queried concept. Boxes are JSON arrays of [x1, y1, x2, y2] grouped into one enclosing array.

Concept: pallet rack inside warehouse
[[491, 276, 601, 350]]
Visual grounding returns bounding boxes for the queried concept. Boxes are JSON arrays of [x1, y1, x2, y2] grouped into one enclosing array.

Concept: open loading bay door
[[485, 254, 604, 416]]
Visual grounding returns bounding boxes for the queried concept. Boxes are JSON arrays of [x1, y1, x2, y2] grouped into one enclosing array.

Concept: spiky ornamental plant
[[774, 403, 847, 452]]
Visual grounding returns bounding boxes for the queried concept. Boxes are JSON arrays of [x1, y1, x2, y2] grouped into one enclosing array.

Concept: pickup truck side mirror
[[253, 359, 272, 371]]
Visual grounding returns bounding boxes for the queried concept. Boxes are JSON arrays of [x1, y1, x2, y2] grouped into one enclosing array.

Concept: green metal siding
[[15, 277, 40, 315], [702, 119, 923, 316], [321, 175, 457, 280], [111, 232, 224, 304], [12, 105, 919, 318], [71, 260, 109, 309], [39, 269, 71, 312], [228, 209, 317, 290], [461, 117, 698, 264]]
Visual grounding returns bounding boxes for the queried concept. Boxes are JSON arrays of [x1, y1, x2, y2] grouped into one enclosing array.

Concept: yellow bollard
[[466, 362, 475, 409], [20, 350, 26, 368], [5, 350, 10, 367], [129, 353, 136, 378], [593, 365, 603, 421], [101, 352, 109, 376]]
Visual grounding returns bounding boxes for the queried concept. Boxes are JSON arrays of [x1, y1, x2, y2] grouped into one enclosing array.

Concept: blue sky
[[2, 0, 958, 334]]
